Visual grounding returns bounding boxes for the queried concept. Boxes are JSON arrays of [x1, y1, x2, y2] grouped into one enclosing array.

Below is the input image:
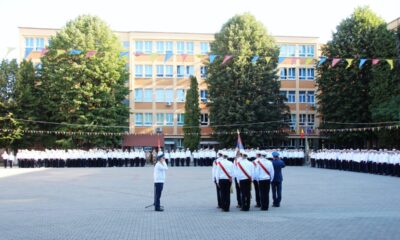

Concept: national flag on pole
[[236, 129, 244, 150], [222, 55, 233, 65], [300, 128, 305, 139]]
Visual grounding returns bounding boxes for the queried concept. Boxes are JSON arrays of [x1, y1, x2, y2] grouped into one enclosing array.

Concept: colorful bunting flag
[[278, 57, 286, 64], [345, 58, 353, 69], [290, 57, 297, 64], [386, 59, 394, 70], [265, 56, 271, 64], [222, 55, 233, 65], [5, 47, 15, 56], [119, 51, 129, 57], [209, 54, 217, 64], [332, 58, 341, 67], [164, 51, 173, 63], [150, 53, 159, 62], [359, 58, 367, 69], [24, 48, 33, 58], [181, 54, 188, 62], [305, 58, 314, 65], [40, 48, 49, 56], [372, 59, 380, 65], [317, 57, 327, 67], [251, 55, 259, 65], [134, 52, 143, 57], [69, 49, 82, 55], [86, 50, 97, 58], [56, 49, 66, 56]]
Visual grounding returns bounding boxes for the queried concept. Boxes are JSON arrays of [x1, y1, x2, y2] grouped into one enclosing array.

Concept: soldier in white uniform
[[255, 151, 274, 211], [153, 153, 168, 212], [215, 152, 234, 212], [235, 151, 254, 211], [212, 152, 223, 208]]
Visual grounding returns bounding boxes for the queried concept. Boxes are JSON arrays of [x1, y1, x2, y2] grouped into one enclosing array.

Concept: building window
[[166, 113, 174, 126], [135, 113, 143, 126], [288, 68, 296, 80], [144, 41, 152, 54], [156, 65, 164, 78], [200, 66, 207, 78], [299, 91, 306, 103], [307, 68, 315, 80], [166, 65, 173, 77], [280, 68, 287, 80], [135, 41, 143, 53], [166, 41, 173, 52], [123, 41, 130, 49], [177, 41, 185, 54], [200, 90, 208, 103], [144, 113, 153, 126], [176, 89, 186, 102], [186, 65, 194, 77], [299, 45, 314, 57], [25, 38, 34, 57], [306, 45, 314, 57], [135, 65, 143, 77], [288, 91, 296, 103], [307, 114, 315, 128], [134, 89, 143, 102], [165, 89, 173, 103], [156, 41, 165, 54], [299, 68, 306, 80], [177, 114, 184, 125], [307, 91, 315, 104], [145, 65, 153, 78], [201, 113, 209, 125], [290, 114, 296, 130], [299, 114, 306, 126], [156, 113, 164, 126], [280, 45, 296, 57], [35, 38, 44, 51], [144, 89, 153, 102], [156, 89, 165, 102], [186, 42, 194, 55], [200, 42, 209, 54], [280, 91, 287, 102], [177, 65, 185, 78]]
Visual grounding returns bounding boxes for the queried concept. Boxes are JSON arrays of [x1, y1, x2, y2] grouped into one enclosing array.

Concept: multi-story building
[[19, 27, 320, 149], [388, 17, 400, 31]]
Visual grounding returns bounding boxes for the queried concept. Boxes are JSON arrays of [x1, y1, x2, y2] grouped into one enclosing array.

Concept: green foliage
[[317, 6, 399, 148], [39, 15, 129, 148], [183, 76, 200, 150], [206, 13, 288, 147]]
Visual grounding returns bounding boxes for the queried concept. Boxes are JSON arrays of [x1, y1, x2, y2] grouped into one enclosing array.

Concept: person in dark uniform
[[271, 152, 285, 207]]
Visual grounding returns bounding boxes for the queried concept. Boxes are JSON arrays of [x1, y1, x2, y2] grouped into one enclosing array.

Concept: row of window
[[133, 41, 210, 55], [287, 114, 315, 130], [134, 65, 207, 78], [280, 91, 315, 103], [134, 89, 209, 103], [279, 45, 315, 57], [280, 68, 315, 80], [135, 113, 210, 126], [25, 38, 46, 56]]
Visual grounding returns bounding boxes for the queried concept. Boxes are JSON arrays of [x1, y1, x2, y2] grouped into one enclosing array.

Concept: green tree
[[39, 15, 130, 148], [206, 13, 288, 147], [317, 6, 398, 148], [183, 76, 200, 150]]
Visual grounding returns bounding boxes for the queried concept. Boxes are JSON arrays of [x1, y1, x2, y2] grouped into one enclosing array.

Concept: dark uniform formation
[[310, 149, 400, 177], [14, 149, 148, 168]]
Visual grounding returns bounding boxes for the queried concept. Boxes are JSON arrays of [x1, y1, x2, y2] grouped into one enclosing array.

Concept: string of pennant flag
[[21, 47, 398, 70]]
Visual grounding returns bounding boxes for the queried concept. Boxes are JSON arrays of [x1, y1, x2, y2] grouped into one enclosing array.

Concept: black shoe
[[255, 204, 261, 208], [261, 208, 268, 211], [272, 204, 278, 207], [155, 208, 164, 212], [236, 205, 241, 208]]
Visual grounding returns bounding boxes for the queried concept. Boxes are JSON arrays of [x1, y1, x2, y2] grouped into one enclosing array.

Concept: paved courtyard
[[1, 166, 400, 240]]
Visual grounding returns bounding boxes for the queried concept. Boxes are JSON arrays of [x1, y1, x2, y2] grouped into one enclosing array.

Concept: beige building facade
[[19, 27, 320, 149]]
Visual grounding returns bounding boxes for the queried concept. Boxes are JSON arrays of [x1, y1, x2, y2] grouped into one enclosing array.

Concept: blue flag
[[236, 130, 244, 150], [119, 51, 129, 57], [69, 49, 82, 55], [278, 57, 285, 64], [359, 58, 367, 69], [251, 55, 259, 64], [317, 57, 327, 67], [164, 51, 173, 63], [209, 54, 217, 64]]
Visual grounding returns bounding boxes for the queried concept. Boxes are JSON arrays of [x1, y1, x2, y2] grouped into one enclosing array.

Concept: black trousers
[[3, 160, 7, 168], [271, 182, 282, 206], [171, 158, 175, 167], [235, 179, 242, 207], [176, 158, 180, 166], [154, 183, 164, 210], [219, 179, 231, 211], [180, 158, 185, 166], [239, 179, 251, 211], [215, 181, 221, 208], [194, 158, 198, 166], [186, 157, 190, 166], [258, 179, 271, 210], [253, 180, 260, 206]]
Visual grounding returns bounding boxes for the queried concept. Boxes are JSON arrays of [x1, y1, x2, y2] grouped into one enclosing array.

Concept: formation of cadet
[[310, 149, 400, 177], [212, 149, 284, 212], [165, 148, 217, 167], [2, 151, 15, 168], [13, 149, 147, 168]]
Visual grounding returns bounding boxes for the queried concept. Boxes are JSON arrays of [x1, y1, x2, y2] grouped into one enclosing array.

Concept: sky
[[0, 0, 399, 59]]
